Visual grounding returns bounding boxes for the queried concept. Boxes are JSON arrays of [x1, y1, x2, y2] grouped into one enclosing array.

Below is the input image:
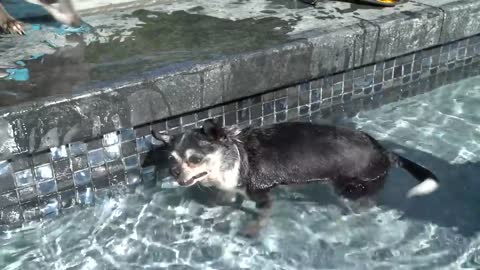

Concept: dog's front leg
[[239, 189, 272, 238]]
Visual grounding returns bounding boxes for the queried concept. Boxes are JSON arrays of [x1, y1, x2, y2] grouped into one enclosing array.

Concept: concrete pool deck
[[0, 0, 479, 160]]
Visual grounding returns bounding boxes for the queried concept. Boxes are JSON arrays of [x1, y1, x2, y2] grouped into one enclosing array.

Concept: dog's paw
[[1, 18, 25, 35]]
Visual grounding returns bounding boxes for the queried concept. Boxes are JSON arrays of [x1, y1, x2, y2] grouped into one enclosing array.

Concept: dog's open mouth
[[183, 172, 209, 186]]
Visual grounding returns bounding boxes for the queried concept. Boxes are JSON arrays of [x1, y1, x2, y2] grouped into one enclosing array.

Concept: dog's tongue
[[184, 172, 208, 186]]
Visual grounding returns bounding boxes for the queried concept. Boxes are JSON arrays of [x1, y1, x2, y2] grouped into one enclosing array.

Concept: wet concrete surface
[[0, 0, 478, 110]]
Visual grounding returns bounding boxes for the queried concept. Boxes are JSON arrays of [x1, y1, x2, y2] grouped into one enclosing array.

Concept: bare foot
[[1, 18, 25, 35]]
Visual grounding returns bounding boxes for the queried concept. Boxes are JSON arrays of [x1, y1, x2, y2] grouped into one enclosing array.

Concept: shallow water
[[2, 75, 480, 269]]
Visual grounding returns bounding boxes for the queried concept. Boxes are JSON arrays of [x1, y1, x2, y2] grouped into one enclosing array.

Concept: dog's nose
[[170, 166, 181, 178]]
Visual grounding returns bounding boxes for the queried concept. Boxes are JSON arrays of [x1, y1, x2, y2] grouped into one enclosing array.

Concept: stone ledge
[[0, 0, 479, 160]]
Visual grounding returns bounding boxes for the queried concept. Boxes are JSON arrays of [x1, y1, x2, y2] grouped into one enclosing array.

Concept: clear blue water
[[1, 75, 480, 269]]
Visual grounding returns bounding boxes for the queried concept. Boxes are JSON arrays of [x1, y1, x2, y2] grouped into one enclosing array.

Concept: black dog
[[152, 119, 439, 237]]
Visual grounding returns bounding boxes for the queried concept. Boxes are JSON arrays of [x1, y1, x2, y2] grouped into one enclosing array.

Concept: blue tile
[[103, 132, 120, 146], [0, 162, 15, 192], [40, 198, 59, 217], [15, 169, 34, 187], [136, 137, 151, 153], [34, 164, 54, 182], [123, 155, 139, 170], [69, 142, 87, 157], [73, 169, 92, 187], [18, 186, 37, 202], [50, 146, 68, 160], [104, 144, 121, 162], [120, 128, 136, 142], [77, 187, 94, 205], [38, 180, 57, 195], [88, 148, 105, 166], [126, 169, 141, 186], [0, 191, 18, 209]]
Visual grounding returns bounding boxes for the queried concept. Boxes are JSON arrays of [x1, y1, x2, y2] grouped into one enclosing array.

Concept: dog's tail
[[388, 152, 439, 198]]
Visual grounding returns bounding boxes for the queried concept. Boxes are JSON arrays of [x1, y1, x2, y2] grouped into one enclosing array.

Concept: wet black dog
[[153, 119, 439, 237]]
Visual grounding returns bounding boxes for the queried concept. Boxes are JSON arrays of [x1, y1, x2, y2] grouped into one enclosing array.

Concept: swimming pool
[[1, 75, 480, 269]]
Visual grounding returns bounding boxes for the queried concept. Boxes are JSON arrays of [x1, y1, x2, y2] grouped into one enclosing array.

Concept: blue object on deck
[[5, 68, 30, 81]]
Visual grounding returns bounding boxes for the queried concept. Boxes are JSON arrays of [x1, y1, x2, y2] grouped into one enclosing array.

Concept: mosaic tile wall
[[0, 34, 479, 226]]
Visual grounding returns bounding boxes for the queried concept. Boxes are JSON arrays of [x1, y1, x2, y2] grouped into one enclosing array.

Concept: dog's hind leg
[[239, 189, 272, 238], [334, 176, 386, 214]]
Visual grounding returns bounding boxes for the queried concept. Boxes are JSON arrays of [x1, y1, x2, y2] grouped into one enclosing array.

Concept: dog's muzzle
[[180, 172, 209, 186]]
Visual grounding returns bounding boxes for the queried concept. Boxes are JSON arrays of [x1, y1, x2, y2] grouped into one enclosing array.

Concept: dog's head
[[152, 119, 240, 188]]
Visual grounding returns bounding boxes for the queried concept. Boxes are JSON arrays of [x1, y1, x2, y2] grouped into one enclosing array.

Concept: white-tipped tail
[[406, 178, 439, 198]]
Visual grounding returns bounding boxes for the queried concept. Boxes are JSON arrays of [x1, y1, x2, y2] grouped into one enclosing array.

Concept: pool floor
[[2, 75, 480, 269]]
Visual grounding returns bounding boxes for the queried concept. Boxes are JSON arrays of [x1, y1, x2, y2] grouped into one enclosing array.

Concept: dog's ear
[[202, 119, 226, 141], [151, 130, 172, 146]]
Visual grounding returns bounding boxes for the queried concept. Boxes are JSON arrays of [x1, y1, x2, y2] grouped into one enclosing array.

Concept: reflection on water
[[1, 76, 480, 269]]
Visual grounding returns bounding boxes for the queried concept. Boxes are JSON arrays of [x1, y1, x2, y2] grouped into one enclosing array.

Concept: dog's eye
[[188, 155, 203, 164]]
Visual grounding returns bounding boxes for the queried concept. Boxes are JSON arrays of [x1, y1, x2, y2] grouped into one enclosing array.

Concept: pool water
[[2, 75, 480, 269]]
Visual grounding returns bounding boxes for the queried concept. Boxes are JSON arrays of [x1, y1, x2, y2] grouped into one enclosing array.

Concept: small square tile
[[33, 152, 50, 166], [135, 126, 151, 137], [237, 99, 251, 109], [374, 84, 383, 93], [274, 88, 287, 99], [91, 165, 109, 189], [223, 103, 237, 113], [88, 148, 105, 167], [123, 155, 139, 170], [275, 112, 286, 123], [224, 112, 237, 126], [136, 137, 151, 153], [210, 106, 223, 117], [237, 108, 250, 123], [52, 159, 71, 177], [104, 144, 121, 162], [299, 105, 309, 116], [73, 169, 91, 187], [56, 174, 74, 191], [39, 197, 59, 217], [196, 110, 210, 121], [126, 169, 142, 186], [250, 104, 262, 119], [394, 66, 402, 78], [87, 139, 102, 151], [384, 69, 393, 81], [71, 155, 88, 171], [167, 118, 181, 129], [181, 114, 196, 125], [121, 141, 137, 157], [262, 92, 275, 102], [77, 187, 94, 205], [263, 114, 275, 125], [263, 102, 274, 115], [120, 128, 136, 142], [311, 89, 321, 102], [34, 164, 53, 182], [59, 189, 76, 209], [251, 118, 262, 127], [275, 98, 287, 112], [333, 73, 344, 83], [333, 82, 343, 96], [69, 142, 88, 156], [37, 180, 57, 195], [11, 157, 31, 172], [142, 166, 156, 185], [18, 186, 37, 202], [14, 169, 34, 187], [0, 162, 15, 192], [102, 132, 119, 146], [0, 191, 18, 209], [287, 108, 298, 120], [50, 146, 68, 160], [403, 63, 412, 75], [310, 79, 322, 89], [375, 62, 384, 71]]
